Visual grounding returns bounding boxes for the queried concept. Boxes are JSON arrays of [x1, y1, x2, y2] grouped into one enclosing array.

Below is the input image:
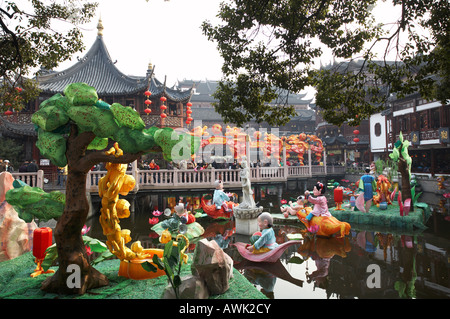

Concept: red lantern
[[144, 108, 152, 114], [4, 110, 13, 116], [186, 102, 192, 107], [353, 137, 360, 143], [334, 187, 343, 203], [160, 96, 167, 102], [144, 90, 152, 97], [186, 109, 192, 114], [33, 227, 53, 260], [160, 105, 167, 110], [15, 87, 23, 93], [187, 116, 193, 122], [186, 120, 191, 125], [160, 113, 167, 118], [353, 129, 360, 135], [144, 99, 152, 105]]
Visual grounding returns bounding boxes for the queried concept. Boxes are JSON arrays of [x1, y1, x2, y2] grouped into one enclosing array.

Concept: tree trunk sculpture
[[41, 125, 141, 294]]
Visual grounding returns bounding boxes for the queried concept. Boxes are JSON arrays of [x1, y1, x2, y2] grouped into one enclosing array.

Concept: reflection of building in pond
[[324, 231, 450, 299]]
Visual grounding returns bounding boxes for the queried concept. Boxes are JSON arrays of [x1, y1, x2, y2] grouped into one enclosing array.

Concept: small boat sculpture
[[232, 240, 301, 263], [200, 194, 238, 219]]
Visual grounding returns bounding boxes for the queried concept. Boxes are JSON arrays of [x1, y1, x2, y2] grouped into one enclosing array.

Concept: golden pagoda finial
[[148, 62, 153, 70], [97, 17, 104, 36]]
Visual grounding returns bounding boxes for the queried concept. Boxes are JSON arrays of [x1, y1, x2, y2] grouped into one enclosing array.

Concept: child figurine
[[174, 203, 195, 224], [281, 195, 305, 218], [246, 212, 279, 254], [213, 180, 232, 212], [303, 182, 332, 226]]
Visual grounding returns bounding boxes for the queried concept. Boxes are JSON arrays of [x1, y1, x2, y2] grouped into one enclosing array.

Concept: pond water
[[84, 182, 450, 299]]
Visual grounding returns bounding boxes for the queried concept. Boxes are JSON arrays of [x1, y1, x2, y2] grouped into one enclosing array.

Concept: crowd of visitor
[[0, 159, 40, 173]]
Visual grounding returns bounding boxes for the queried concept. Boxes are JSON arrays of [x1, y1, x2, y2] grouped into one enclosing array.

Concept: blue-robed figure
[[358, 167, 376, 212], [213, 180, 232, 212]]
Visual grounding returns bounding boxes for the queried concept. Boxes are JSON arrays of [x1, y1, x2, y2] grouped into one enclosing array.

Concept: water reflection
[[85, 184, 450, 299]]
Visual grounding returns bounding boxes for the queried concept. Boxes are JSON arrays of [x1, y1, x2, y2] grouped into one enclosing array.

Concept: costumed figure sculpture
[[246, 212, 278, 254], [358, 167, 376, 212], [303, 182, 332, 225], [373, 175, 393, 207], [213, 180, 233, 212], [152, 203, 204, 240], [152, 202, 201, 236], [232, 211, 301, 263], [281, 195, 311, 218], [297, 182, 351, 238]]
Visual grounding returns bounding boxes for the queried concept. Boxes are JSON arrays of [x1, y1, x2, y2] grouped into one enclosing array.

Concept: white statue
[[239, 157, 256, 209]]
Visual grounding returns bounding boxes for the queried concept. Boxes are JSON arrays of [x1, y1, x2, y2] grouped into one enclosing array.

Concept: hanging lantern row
[[185, 101, 193, 125], [160, 96, 167, 119], [353, 127, 360, 143], [144, 90, 152, 114]]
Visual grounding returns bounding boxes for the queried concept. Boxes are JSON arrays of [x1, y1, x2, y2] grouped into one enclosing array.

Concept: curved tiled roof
[[37, 35, 193, 102], [0, 115, 37, 137]]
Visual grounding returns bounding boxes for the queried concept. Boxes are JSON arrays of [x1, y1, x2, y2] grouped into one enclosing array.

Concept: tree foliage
[[32, 82, 199, 169], [202, 0, 450, 127], [0, 136, 23, 168], [0, 0, 97, 112]]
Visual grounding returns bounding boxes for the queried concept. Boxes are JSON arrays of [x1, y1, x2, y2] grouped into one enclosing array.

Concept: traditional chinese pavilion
[[36, 19, 193, 128], [0, 19, 193, 171]]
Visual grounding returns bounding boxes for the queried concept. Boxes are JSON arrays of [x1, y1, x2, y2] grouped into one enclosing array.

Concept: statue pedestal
[[233, 206, 263, 235]]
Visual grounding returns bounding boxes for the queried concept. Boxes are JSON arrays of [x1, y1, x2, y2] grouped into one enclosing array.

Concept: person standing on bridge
[[27, 160, 39, 172]]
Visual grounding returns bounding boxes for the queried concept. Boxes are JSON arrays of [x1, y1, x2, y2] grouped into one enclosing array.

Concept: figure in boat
[[233, 212, 301, 262], [246, 212, 279, 254], [213, 180, 233, 213], [200, 180, 237, 219]]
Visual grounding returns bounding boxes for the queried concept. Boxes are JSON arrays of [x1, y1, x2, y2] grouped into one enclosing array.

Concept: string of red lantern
[[185, 101, 193, 125], [160, 96, 167, 119], [144, 90, 152, 114], [353, 128, 360, 143]]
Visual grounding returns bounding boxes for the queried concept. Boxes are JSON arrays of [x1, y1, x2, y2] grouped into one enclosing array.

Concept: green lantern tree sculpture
[[32, 82, 199, 295], [389, 132, 413, 212]]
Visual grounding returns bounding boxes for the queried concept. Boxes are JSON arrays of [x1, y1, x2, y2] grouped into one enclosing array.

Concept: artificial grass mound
[[330, 202, 431, 232], [0, 252, 267, 299]]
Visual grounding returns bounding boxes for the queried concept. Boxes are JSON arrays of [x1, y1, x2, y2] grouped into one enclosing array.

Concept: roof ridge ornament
[[97, 17, 104, 36]]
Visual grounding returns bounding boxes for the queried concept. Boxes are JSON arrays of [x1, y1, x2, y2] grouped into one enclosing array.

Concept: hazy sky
[[53, 0, 404, 99], [56, 0, 224, 86]]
